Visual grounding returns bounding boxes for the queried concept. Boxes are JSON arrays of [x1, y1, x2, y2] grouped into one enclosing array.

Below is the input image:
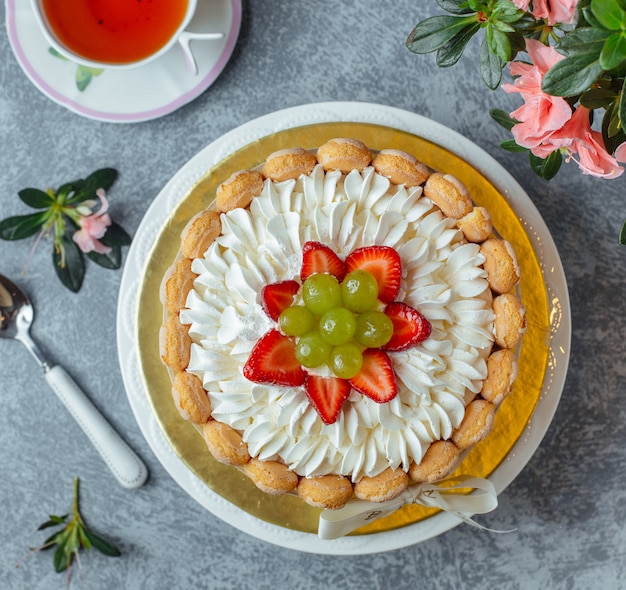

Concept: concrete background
[[1, 1, 624, 588]]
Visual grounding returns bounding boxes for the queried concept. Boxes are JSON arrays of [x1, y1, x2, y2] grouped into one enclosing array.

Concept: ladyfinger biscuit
[[297, 475, 354, 509], [215, 170, 264, 212], [159, 314, 191, 372], [372, 149, 430, 187], [316, 138, 372, 172], [261, 148, 318, 182], [243, 459, 299, 495], [203, 420, 250, 466], [423, 172, 473, 219], [408, 440, 460, 483], [160, 257, 196, 315], [457, 206, 493, 243], [451, 399, 495, 450], [353, 468, 409, 503], [172, 371, 212, 424], [180, 209, 222, 259], [493, 293, 526, 349], [480, 348, 518, 405], [480, 238, 520, 294]]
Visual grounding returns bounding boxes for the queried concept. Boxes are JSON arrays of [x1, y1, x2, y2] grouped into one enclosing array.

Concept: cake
[[159, 138, 526, 511]]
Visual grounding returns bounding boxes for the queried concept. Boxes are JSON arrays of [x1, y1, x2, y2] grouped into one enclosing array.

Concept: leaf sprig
[[0, 168, 131, 292], [23, 478, 120, 584]]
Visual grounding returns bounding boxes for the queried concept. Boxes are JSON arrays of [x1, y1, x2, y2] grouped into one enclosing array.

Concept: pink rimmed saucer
[[5, 0, 241, 123]]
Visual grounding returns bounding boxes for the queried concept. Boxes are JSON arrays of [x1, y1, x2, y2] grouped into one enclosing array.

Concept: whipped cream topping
[[180, 165, 495, 482]]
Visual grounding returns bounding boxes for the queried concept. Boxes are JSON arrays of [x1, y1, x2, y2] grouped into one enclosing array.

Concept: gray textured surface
[[1, 1, 625, 589]]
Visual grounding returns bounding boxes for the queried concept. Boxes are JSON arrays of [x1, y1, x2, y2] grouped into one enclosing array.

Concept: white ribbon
[[318, 476, 515, 540]]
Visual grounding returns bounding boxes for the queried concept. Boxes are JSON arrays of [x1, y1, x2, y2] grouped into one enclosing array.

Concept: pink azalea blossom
[[502, 39, 572, 152], [556, 107, 624, 178], [614, 142, 626, 163], [511, 0, 578, 25], [72, 189, 112, 254]]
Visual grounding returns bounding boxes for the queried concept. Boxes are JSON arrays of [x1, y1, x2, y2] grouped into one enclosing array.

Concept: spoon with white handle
[[0, 273, 148, 488]]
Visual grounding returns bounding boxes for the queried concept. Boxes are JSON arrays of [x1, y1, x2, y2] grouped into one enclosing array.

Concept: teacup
[[30, 0, 224, 74]]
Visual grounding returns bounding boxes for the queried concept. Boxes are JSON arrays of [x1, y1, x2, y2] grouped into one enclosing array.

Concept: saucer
[[5, 0, 241, 123]]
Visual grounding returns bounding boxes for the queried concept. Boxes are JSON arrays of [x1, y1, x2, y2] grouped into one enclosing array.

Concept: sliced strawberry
[[261, 280, 300, 321], [383, 302, 432, 351], [344, 246, 402, 303], [301, 241, 346, 282], [243, 330, 306, 386], [349, 349, 397, 403], [305, 374, 352, 425]]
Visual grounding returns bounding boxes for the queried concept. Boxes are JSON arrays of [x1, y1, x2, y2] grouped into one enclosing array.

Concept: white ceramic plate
[[117, 102, 571, 554], [5, 0, 241, 123]]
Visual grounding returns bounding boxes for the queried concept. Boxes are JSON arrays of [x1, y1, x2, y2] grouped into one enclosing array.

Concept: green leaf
[[479, 36, 504, 89], [87, 245, 121, 269], [76, 68, 94, 92], [56, 180, 82, 204], [436, 22, 480, 67], [43, 530, 66, 547], [436, 0, 475, 15], [618, 84, 626, 131], [0, 212, 48, 240], [494, 3, 525, 23], [600, 32, 626, 70], [556, 27, 610, 57], [486, 24, 512, 63], [38, 514, 69, 530], [500, 139, 529, 153], [619, 220, 626, 244], [53, 543, 70, 573], [601, 102, 626, 151], [591, 0, 626, 30], [100, 221, 132, 247], [66, 168, 118, 205], [53, 233, 85, 293], [509, 12, 542, 31], [406, 15, 476, 54], [489, 108, 520, 130], [492, 20, 516, 33], [529, 151, 562, 180], [581, 5, 606, 29], [84, 530, 121, 557], [579, 87, 618, 109], [18, 188, 54, 209], [76, 66, 103, 92], [48, 47, 68, 61], [542, 53, 605, 96]]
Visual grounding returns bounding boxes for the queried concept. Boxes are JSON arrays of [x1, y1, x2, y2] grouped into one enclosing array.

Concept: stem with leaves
[[25, 478, 121, 583], [0, 168, 131, 292]]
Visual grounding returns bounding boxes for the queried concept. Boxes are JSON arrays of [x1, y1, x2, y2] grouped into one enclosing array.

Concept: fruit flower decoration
[[243, 241, 432, 425]]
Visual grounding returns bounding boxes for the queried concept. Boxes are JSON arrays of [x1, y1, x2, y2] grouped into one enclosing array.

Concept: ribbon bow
[[318, 476, 514, 540]]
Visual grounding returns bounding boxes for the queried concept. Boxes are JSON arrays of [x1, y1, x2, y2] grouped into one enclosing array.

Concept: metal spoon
[[0, 273, 148, 489]]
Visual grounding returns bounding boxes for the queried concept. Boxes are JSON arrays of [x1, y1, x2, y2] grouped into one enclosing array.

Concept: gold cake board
[[137, 122, 549, 535]]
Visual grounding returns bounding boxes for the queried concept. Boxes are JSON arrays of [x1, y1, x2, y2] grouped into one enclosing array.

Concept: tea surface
[[41, 0, 188, 64]]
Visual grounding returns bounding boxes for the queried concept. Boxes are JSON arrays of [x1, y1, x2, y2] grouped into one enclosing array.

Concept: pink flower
[[72, 189, 112, 254], [511, 0, 578, 25], [503, 39, 572, 152], [614, 142, 626, 163], [556, 107, 624, 178], [511, 0, 531, 9]]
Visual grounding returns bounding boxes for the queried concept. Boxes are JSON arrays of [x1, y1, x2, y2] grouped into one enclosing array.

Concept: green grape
[[279, 305, 315, 336], [354, 310, 394, 348], [330, 343, 363, 379], [319, 307, 357, 345], [302, 273, 342, 315], [295, 331, 332, 368], [341, 270, 379, 312]]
